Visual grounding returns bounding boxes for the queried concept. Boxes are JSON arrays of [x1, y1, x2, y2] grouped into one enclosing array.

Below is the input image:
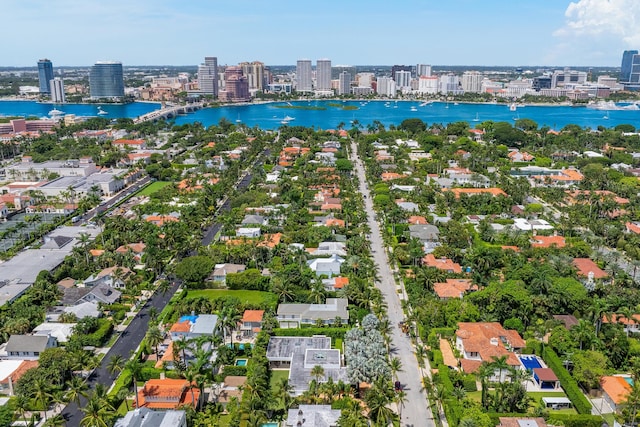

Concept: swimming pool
[[235, 359, 248, 366], [625, 377, 635, 387], [519, 355, 543, 372], [261, 423, 279, 427], [178, 315, 197, 323]]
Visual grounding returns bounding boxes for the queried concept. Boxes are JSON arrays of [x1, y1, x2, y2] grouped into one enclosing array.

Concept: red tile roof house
[[455, 322, 526, 382], [240, 310, 264, 338], [135, 378, 199, 409], [572, 258, 608, 283], [422, 254, 462, 274], [601, 375, 632, 413], [113, 139, 146, 149], [603, 314, 640, 335], [433, 279, 478, 300]]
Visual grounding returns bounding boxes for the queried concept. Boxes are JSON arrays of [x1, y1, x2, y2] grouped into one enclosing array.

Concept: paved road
[[61, 281, 180, 426], [351, 141, 435, 427]]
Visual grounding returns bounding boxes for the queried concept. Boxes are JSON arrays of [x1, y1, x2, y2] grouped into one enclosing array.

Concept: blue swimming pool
[[235, 359, 248, 366], [178, 315, 197, 323], [261, 423, 279, 427], [519, 355, 543, 371], [625, 377, 635, 387]]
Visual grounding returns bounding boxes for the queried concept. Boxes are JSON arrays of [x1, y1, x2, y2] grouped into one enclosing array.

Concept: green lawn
[[270, 369, 290, 393], [186, 289, 277, 306], [136, 181, 172, 196]]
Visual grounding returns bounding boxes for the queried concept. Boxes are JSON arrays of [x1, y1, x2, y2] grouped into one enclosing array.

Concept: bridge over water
[[133, 102, 204, 123]]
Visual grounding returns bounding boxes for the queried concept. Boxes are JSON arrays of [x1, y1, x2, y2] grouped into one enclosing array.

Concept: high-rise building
[[376, 76, 397, 97], [439, 74, 461, 94], [621, 50, 638, 82], [417, 76, 439, 94], [631, 54, 640, 84], [416, 64, 432, 77], [198, 56, 219, 96], [296, 59, 312, 92], [461, 71, 483, 93], [394, 70, 412, 89], [316, 59, 332, 91], [37, 59, 54, 94], [50, 77, 66, 103], [551, 68, 587, 88], [338, 71, 351, 95], [89, 61, 124, 99], [356, 73, 375, 88], [239, 61, 265, 91], [391, 65, 412, 80], [220, 66, 250, 102]]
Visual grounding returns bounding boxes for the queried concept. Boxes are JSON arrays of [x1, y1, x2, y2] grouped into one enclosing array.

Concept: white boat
[[472, 113, 479, 122], [454, 102, 459, 106], [97, 106, 108, 116], [509, 103, 517, 112], [284, 115, 295, 121], [603, 111, 610, 120], [48, 108, 64, 116], [419, 101, 429, 107], [236, 113, 241, 123], [410, 106, 418, 112]]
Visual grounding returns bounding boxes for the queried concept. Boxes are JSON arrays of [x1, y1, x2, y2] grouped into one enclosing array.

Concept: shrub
[[432, 350, 444, 366], [542, 346, 592, 414], [462, 374, 477, 392], [547, 414, 603, 427], [222, 365, 248, 377]]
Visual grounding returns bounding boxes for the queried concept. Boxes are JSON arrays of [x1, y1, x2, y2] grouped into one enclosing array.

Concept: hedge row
[[542, 347, 592, 414], [547, 413, 603, 427], [222, 365, 248, 377], [435, 364, 462, 426], [72, 319, 114, 347], [427, 328, 456, 348], [271, 328, 346, 340]]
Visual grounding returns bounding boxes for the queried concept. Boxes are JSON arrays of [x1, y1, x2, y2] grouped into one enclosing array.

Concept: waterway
[[0, 100, 161, 120], [1, 99, 639, 130], [173, 100, 640, 130]]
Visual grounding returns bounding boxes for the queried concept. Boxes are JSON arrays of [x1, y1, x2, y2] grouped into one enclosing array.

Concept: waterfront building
[[356, 73, 375, 88], [597, 75, 618, 88], [439, 74, 462, 94], [377, 76, 397, 97], [239, 61, 265, 91], [37, 59, 54, 95], [296, 59, 312, 92], [198, 56, 219, 97], [532, 75, 552, 92], [551, 69, 587, 88], [631, 54, 640, 84], [50, 78, 66, 103], [316, 59, 332, 91], [504, 79, 533, 98], [418, 76, 439, 94], [89, 61, 124, 100], [391, 65, 412, 80], [416, 64, 432, 77], [219, 66, 250, 102], [461, 71, 483, 93], [338, 71, 351, 96], [394, 70, 412, 90], [621, 50, 638, 82]]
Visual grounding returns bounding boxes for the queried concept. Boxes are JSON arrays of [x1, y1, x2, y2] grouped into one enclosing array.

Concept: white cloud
[[555, 0, 640, 46]]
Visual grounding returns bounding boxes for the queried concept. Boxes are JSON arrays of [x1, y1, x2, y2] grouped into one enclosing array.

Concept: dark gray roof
[[5, 334, 50, 353]]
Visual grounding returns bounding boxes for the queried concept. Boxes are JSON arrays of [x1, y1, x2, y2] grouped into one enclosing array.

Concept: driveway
[[350, 141, 436, 427]]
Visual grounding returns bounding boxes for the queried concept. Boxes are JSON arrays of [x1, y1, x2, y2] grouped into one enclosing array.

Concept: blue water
[[235, 359, 248, 366], [625, 377, 635, 387], [261, 423, 279, 427], [0, 100, 160, 119], [173, 100, 640, 130], [519, 355, 543, 371], [178, 315, 197, 323], [2, 99, 638, 131]]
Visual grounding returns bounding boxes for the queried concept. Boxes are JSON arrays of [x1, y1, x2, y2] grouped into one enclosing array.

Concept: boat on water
[[410, 106, 418, 112], [284, 116, 295, 121], [603, 111, 610, 120], [454, 102, 459, 106], [48, 108, 64, 116], [97, 106, 108, 116], [236, 113, 241, 123], [472, 113, 479, 122], [419, 101, 429, 107], [509, 103, 517, 112]]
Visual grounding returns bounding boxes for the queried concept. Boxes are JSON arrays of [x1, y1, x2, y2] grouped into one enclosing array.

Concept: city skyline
[[2, 0, 640, 67]]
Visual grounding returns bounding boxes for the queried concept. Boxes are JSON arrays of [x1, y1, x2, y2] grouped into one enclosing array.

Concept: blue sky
[[2, 0, 639, 67]]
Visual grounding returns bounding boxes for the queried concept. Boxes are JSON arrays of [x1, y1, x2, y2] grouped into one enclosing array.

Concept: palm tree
[[308, 277, 327, 304], [390, 357, 403, 382], [275, 377, 294, 410], [365, 387, 397, 426], [245, 410, 267, 427], [311, 364, 325, 383], [124, 357, 143, 408], [183, 368, 201, 409], [146, 325, 164, 356], [80, 396, 109, 427], [65, 376, 89, 406], [107, 354, 125, 377], [395, 389, 408, 420], [572, 319, 595, 350], [491, 355, 510, 384], [32, 376, 52, 422], [220, 306, 241, 346]]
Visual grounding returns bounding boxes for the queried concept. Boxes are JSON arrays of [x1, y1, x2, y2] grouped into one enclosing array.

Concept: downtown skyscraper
[[316, 59, 332, 91], [198, 56, 219, 97], [621, 50, 638, 82], [296, 59, 312, 92], [89, 61, 124, 99], [37, 59, 54, 94]]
